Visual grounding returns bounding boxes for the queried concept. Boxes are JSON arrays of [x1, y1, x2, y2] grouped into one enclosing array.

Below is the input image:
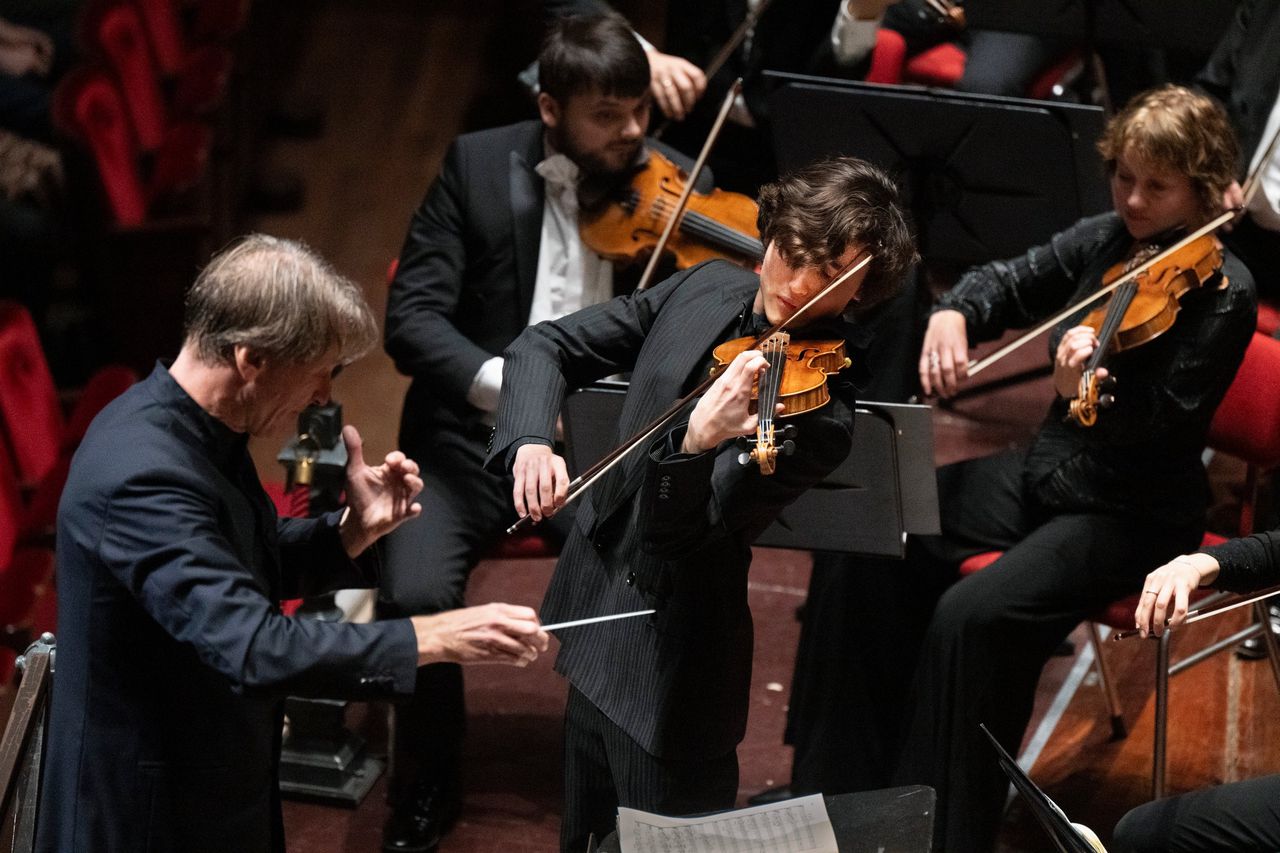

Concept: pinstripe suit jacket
[[487, 260, 859, 760]]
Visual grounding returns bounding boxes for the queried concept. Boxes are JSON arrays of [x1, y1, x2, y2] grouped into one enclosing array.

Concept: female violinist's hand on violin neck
[[683, 350, 780, 454], [919, 310, 970, 398], [1053, 325, 1106, 399], [1134, 553, 1220, 638], [648, 49, 706, 122], [511, 444, 570, 523]]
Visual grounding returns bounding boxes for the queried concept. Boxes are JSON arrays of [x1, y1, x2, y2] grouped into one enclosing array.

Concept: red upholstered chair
[[958, 332, 1280, 798], [54, 68, 148, 225], [1257, 300, 1280, 338], [1121, 332, 1280, 797], [0, 303, 64, 489], [0, 302, 137, 540], [865, 29, 908, 85], [83, 2, 169, 153], [863, 30, 1080, 97], [903, 43, 966, 87], [0, 447, 56, 655]]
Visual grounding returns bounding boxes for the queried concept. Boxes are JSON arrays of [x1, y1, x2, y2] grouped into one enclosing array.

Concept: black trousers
[[1112, 775, 1280, 852], [891, 452, 1202, 853], [560, 686, 738, 853], [1116, 773, 1280, 845], [379, 423, 570, 802]]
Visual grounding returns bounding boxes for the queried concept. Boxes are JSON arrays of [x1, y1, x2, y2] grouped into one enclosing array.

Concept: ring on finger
[[928, 351, 940, 368]]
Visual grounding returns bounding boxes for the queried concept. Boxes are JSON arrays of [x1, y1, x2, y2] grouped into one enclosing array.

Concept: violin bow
[[635, 78, 743, 292], [1240, 121, 1280, 210], [1111, 583, 1280, 642], [965, 208, 1236, 379], [703, 0, 775, 82], [506, 251, 875, 533]]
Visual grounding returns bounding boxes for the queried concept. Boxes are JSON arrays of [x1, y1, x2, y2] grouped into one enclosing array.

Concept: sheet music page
[[616, 794, 839, 853]]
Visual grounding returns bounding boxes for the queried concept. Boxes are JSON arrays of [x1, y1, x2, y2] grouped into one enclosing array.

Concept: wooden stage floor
[[5, 2, 1274, 851]]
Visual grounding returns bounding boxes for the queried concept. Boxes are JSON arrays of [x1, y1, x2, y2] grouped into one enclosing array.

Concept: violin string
[[966, 210, 1234, 378], [1088, 280, 1138, 371], [649, 199, 763, 257], [759, 336, 783, 441]]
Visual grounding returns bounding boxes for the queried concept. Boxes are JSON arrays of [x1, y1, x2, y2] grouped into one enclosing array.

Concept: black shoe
[[747, 784, 794, 806], [1236, 604, 1280, 660], [381, 782, 461, 853]]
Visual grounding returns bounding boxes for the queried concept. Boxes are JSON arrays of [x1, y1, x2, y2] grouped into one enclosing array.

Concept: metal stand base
[[278, 697, 384, 807]]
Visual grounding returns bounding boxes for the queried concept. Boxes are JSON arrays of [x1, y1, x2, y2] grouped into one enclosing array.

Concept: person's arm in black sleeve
[[99, 468, 419, 700], [485, 264, 704, 473], [638, 404, 853, 559], [935, 213, 1122, 345], [384, 138, 494, 407], [1204, 530, 1280, 594]]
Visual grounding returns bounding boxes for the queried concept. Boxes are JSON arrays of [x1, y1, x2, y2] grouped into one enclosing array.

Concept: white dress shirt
[[1246, 91, 1280, 233], [466, 149, 614, 417]]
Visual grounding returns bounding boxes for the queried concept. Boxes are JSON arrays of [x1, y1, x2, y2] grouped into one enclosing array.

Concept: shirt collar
[[145, 361, 249, 470]]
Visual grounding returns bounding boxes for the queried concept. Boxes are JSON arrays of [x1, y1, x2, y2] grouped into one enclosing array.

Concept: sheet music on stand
[[981, 724, 1108, 853], [616, 794, 838, 853]]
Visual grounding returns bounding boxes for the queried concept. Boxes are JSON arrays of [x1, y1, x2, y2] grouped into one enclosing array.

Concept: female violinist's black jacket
[[936, 211, 1257, 527]]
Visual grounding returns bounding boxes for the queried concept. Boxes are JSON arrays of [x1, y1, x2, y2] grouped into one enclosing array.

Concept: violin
[[506, 253, 874, 533], [710, 333, 852, 474], [1067, 231, 1224, 427], [579, 149, 763, 270]]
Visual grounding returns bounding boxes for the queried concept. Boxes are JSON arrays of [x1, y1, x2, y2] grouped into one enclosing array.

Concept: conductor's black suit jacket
[[35, 365, 419, 853], [487, 260, 859, 760]]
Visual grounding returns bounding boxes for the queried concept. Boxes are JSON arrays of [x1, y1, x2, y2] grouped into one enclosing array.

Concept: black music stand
[[596, 786, 936, 852], [982, 724, 1101, 853], [964, 0, 1238, 54], [562, 383, 939, 558], [764, 72, 1109, 266]]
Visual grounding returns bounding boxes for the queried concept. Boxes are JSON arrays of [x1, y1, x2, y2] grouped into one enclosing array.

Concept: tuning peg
[[737, 450, 752, 466], [1099, 376, 1118, 393], [1099, 394, 1116, 408], [781, 440, 795, 456], [782, 424, 798, 441]]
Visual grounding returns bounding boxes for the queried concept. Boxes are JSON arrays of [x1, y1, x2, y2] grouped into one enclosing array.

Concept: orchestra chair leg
[[1152, 630, 1171, 801], [1087, 622, 1127, 740]]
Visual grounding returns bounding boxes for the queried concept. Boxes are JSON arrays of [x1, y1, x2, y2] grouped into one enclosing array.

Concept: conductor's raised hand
[[338, 425, 423, 557], [919, 310, 970, 398], [411, 603, 549, 667], [683, 349, 779, 454], [512, 443, 569, 523]]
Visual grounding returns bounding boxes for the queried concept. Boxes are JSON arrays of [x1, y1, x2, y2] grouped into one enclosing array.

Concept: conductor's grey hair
[[183, 234, 377, 367]]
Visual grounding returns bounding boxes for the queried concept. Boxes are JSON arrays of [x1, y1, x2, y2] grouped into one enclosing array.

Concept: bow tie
[[536, 154, 580, 193]]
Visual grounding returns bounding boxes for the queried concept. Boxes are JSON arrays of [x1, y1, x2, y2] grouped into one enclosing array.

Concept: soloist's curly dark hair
[[757, 156, 918, 311]]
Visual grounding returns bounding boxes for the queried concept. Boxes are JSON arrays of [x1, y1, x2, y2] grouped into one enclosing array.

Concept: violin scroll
[[1067, 371, 1117, 428]]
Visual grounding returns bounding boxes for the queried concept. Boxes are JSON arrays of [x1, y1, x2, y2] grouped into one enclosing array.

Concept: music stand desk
[[765, 72, 1108, 266], [596, 785, 936, 852], [562, 384, 939, 558]]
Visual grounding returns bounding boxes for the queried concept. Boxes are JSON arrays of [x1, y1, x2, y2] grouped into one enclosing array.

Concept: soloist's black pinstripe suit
[[487, 259, 862, 850]]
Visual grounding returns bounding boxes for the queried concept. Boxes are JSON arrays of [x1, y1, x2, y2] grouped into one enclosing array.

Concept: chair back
[[1208, 332, 1280, 469], [0, 303, 63, 489]]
